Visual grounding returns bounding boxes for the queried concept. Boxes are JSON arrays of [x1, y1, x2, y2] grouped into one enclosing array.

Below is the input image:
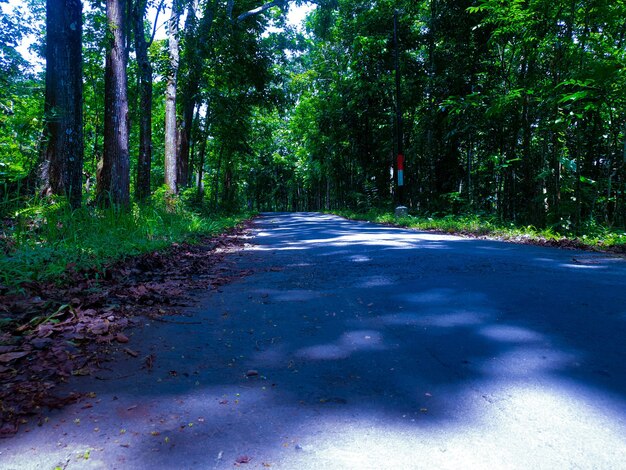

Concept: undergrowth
[[0, 194, 252, 290], [331, 208, 626, 251]]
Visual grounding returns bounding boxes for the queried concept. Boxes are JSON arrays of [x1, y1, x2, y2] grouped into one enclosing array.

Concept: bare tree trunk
[[178, 0, 218, 190], [213, 144, 223, 210], [98, 0, 130, 207], [164, 0, 181, 194], [132, 0, 153, 201], [177, 95, 194, 189], [176, 1, 197, 190], [196, 105, 210, 198], [43, 0, 84, 208]]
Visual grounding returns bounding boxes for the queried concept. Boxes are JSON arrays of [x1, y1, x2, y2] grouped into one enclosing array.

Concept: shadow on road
[[4, 212, 626, 469]]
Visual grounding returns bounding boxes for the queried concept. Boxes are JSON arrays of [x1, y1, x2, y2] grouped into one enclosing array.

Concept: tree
[[97, 0, 130, 207], [164, 0, 182, 194], [42, 0, 84, 208], [132, 0, 157, 200], [164, 0, 292, 196], [0, 1, 42, 200]]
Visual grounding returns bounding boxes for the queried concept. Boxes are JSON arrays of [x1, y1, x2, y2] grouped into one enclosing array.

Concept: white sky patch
[[148, 0, 173, 42], [151, 1, 317, 41], [264, 1, 316, 36], [5, 0, 316, 71], [4, 0, 44, 70], [287, 1, 316, 31]]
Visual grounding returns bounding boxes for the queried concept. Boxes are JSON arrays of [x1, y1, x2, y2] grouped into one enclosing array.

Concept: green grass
[[330, 208, 626, 251], [0, 196, 252, 290]]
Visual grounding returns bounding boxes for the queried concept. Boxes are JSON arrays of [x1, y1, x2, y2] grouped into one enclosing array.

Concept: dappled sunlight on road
[[3, 212, 626, 469], [301, 232, 460, 249], [377, 310, 492, 328], [296, 330, 387, 361], [478, 324, 545, 343]]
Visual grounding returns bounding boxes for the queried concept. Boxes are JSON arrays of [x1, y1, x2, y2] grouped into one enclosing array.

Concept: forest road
[[2, 212, 626, 470]]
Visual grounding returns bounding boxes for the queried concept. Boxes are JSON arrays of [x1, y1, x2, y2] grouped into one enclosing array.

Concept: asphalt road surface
[[2, 212, 626, 469]]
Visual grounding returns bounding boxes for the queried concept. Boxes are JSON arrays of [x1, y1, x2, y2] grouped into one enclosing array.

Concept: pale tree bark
[[164, 0, 181, 194], [132, 0, 153, 201], [176, 1, 197, 189], [172, 0, 289, 196], [178, 0, 218, 190], [196, 107, 210, 197], [163, 0, 289, 197], [236, 0, 287, 22], [43, 0, 84, 208], [98, 0, 130, 207]]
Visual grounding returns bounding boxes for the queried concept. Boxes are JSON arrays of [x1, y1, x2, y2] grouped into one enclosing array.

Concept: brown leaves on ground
[[0, 223, 251, 436]]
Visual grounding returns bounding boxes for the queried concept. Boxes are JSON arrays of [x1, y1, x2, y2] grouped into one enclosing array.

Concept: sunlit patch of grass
[[0, 196, 252, 290]]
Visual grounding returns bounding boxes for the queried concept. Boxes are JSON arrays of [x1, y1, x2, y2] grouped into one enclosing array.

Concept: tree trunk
[[43, 0, 84, 209], [178, 0, 218, 190], [98, 0, 130, 208], [196, 109, 209, 198], [132, 0, 153, 201], [176, 2, 197, 190], [213, 144, 223, 210], [164, 0, 181, 194], [177, 94, 195, 189]]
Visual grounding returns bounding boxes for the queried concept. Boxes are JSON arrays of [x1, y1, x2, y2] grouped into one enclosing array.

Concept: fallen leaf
[[89, 320, 110, 335], [115, 333, 129, 343], [0, 351, 29, 363], [143, 354, 155, 370], [123, 348, 139, 358], [0, 422, 18, 436]]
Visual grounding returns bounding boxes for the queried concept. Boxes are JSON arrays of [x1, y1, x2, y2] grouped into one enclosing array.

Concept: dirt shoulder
[[0, 223, 252, 437]]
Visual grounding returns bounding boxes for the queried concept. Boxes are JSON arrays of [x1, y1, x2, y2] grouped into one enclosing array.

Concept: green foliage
[[4, 0, 626, 263], [0, 196, 251, 290], [282, 0, 626, 229], [82, 5, 107, 178], [332, 208, 626, 250]]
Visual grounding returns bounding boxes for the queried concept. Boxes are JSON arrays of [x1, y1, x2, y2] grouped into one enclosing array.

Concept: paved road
[[2, 212, 626, 469]]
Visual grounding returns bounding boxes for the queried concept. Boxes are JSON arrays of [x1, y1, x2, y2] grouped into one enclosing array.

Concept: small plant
[[0, 194, 252, 291]]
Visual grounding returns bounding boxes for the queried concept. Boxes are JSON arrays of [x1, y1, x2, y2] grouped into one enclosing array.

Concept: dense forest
[[2, 0, 626, 232]]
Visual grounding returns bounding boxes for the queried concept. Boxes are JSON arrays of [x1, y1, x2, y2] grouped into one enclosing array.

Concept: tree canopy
[[1, 0, 626, 232]]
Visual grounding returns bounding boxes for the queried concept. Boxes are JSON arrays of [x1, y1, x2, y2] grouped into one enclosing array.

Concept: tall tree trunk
[[213, 144, 223, 210], [176, 1, 197, 190], [43, 0, 84, 209], [164, 0, 181, 194], [98, 0, 130, 207], [187, 104, 201, 187], [177, 94, 195, 189], [132, 0, 153, 201], [178, 0, 218, 190], [196, 107, 210, 198]]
